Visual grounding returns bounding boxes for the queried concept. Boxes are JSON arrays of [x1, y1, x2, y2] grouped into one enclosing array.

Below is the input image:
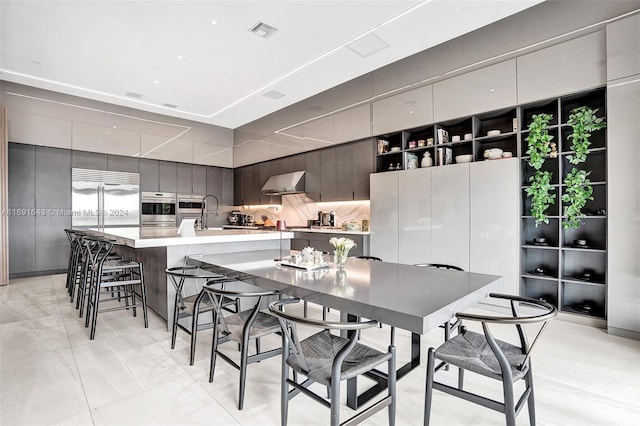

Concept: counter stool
[[83, 237, 148, 340], [166, 265, 240, 365]]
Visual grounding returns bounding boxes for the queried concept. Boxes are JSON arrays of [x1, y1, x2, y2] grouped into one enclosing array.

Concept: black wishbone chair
[[423, 293, 557, 426], [269, 298, 397, 426], [203, 281, 282, 410]]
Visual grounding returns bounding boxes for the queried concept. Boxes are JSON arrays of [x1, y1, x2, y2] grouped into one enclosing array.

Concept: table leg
[[345, 313, 421, 410]]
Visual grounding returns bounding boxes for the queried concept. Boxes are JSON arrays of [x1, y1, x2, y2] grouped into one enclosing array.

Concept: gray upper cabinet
[[158, 161, 177, 193], [206, 166, 223, 203], [139, 159, 159, 191], [72, 150, 107, 170], [373, 85, 434, 135], [335, 144, 354, 201], [192, 165, 207, 195], [176, 163, 193, 194], [233, 168, 243, 205], [107, 155, 139, 173], [305, 151, 321, 201], [333, 104, 371, 143], [320, 149, 337, 202], [352, 139, 374, 200], [221, 168, 233, 206], [517, 31, 606, 105], [606, 14, 640, 82], [434, 60, 517, 122]]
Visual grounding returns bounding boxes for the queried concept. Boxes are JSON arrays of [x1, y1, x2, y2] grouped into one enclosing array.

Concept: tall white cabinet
[[470, 158, 520, 298], [371, 158, 519, 293]]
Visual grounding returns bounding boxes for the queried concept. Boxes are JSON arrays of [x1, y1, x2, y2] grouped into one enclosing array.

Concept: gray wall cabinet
[[372, 85, 434, 135], [158, 161, 177, 193], [107, 154, 139, 173], [192, 165, 207, 195], [72, 150, 107, 170], [8, 144, 36, 274], [139, 159, 159, 191], [176, 163, 193, 194], [606, 14, 640, 82]]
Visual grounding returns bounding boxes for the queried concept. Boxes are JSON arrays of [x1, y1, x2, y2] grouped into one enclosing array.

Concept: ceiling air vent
[[249, 21, 278, 38], [125, 91, 143, 98], [263, 90, 285, 100]]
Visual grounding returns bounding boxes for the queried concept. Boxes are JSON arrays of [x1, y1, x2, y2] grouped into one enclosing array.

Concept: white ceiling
[[0, 0, 544, 130]]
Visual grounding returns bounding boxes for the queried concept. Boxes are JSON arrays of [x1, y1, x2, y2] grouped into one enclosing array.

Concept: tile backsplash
[[238, 194, 370, 227]]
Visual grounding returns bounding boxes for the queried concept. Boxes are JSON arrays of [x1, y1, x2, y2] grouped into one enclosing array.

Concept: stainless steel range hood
[[261, 171, 305, 195]]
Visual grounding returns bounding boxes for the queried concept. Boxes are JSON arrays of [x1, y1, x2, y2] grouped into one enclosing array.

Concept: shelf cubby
[[521, 156, 560, 186], [561, 217, 606, 250], [522, 277, 559, 307], [562, 281, 606, 318], [560, 87, 606, 124], [562, 250, 606, 284], [560, 126, 606, 152], [475, 108, 518, 136], [522, 99, 559, 128], [522, 186, 560, 217]]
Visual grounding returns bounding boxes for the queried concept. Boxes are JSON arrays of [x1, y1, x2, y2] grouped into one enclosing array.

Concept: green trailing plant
[[562, 106, 606, 229], [566, 107, 606, 164], [526, 113, 554, 170], [562, 168, 593, 229], [526, 171, 556, 226], [525, 113, 556, 226]]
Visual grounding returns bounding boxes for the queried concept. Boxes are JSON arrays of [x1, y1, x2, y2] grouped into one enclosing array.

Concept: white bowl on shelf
[[455, 154, 473, 163], [487, 129, 501, 136], [390, 147, 401, 152]]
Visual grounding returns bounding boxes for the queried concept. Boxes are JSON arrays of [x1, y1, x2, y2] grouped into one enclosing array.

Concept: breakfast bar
[[79, 227, 294, 323]]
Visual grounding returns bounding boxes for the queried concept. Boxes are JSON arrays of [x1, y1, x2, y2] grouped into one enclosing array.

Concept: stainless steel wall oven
[[177, 194, 205, 229], [141, 192, 176, 227]]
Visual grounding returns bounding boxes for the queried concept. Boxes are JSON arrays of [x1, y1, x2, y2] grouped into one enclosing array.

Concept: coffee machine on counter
[[317, 210, 337, 227], [227, 210, 254, 226]]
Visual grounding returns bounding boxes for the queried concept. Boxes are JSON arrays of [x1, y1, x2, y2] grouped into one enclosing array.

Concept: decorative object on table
[[421, 151, 433, 168], [406, 152, 419, 170], [562, 106, 606, 229], [281, 247, 328, 270], [275, 219, 287, 261], [329, 237, 356, 268], [525, 113, 556, 226]]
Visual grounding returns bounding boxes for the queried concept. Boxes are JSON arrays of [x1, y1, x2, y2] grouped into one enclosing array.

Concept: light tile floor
[[1, 274, 639, 425]]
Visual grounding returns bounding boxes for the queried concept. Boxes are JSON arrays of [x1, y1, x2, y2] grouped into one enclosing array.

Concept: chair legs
[[424, 348, 436, 426]]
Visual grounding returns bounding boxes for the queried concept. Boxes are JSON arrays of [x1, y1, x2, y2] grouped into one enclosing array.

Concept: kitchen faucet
[[201, 194, 219, 230]]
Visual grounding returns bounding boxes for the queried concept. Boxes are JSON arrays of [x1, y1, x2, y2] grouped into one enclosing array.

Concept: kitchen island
[[80, 227, 294, 323]]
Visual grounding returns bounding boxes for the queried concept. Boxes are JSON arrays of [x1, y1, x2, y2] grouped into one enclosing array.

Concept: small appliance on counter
[[317, 210, 337, 227]]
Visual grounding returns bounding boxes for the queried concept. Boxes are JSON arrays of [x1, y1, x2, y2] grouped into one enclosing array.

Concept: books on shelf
[[436, 147, 452, 166], [436, 128, 449, 144]]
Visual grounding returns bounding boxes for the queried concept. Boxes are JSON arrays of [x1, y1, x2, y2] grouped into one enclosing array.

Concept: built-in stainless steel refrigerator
[[71, 168, 140, 228]]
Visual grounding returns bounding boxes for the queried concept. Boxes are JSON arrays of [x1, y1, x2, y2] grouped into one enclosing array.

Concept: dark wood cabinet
[[158, 161, 177, 193], [139, 159, 159, 191]]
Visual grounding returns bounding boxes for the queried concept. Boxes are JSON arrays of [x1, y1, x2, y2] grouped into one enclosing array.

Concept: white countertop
[[291, 227, 370, 235], [83, 227, 294, 249]]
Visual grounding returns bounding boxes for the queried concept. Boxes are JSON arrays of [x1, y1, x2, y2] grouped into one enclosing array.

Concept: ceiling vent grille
[[249, 22, 278, 38], [125, 91, 143, 98], [263, 90, 285, 100]]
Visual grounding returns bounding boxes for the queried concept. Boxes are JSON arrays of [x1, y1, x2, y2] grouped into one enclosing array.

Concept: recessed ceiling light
[[210, 19, 217, 25], [154, 80, 160, 85], [263, 90, 285, 100], [249, 21, 278, 38], [177, 55, 183, 60]]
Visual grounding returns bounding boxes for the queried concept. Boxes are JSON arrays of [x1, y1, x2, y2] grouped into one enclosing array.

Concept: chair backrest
[[203, 280, 280, 336], [414, 263, 464, 271], [356, 256, 383, 262], [268, 298, 379, 372], [457, 293, 557, 370]]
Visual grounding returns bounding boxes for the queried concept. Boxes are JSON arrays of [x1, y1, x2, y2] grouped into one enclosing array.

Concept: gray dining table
[[188, 249, 503, 409]]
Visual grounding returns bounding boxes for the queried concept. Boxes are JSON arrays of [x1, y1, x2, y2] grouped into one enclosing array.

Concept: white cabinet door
[[399, 168, 432, 265], [431, 163, 470, 270], [517, 31, 606, 104], [370, 172, 399, 262], [372, 85, 434, 135], [433, 60, 517, 122], [470, 158, 520, 303]]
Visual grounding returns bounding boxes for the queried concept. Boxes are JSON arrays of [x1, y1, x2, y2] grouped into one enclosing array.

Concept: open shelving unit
[[519, 87, 607, 320], [373, 87, 607, 321]]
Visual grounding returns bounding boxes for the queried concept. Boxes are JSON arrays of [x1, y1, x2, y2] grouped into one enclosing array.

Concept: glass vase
[[334, 250, 348, 268]]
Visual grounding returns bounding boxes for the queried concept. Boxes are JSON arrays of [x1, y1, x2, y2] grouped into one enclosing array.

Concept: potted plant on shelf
[[525, 113, 556, 226], [562, 107, 606, 229]]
